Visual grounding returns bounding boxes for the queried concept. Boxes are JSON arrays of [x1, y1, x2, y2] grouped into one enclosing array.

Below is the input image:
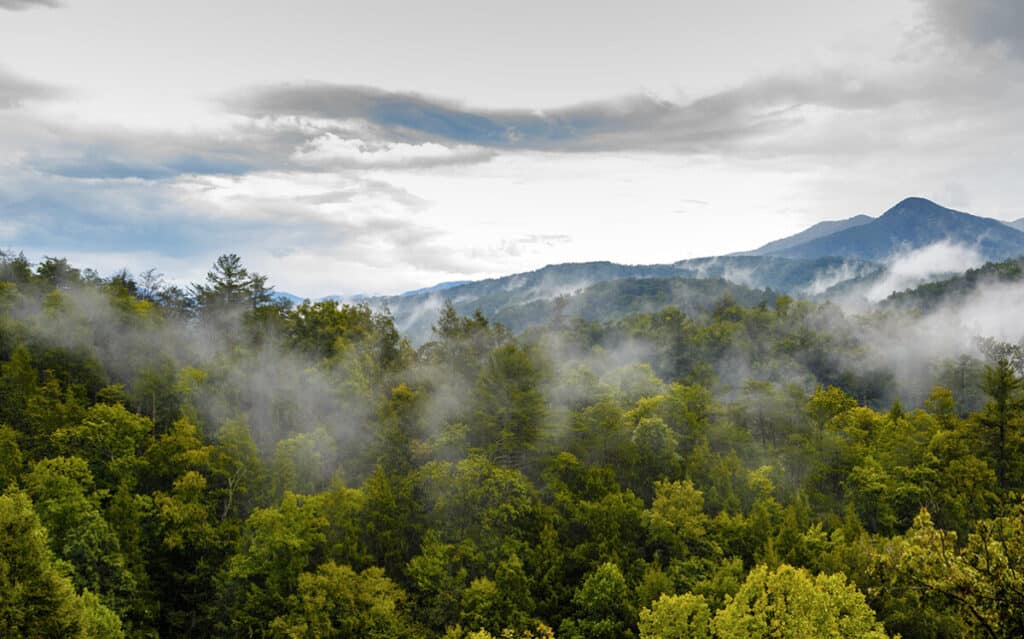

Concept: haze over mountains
[[275, 197, 1024, 342]]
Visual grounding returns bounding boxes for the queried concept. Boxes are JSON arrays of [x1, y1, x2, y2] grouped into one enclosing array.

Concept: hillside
[[488, 276, 772, 334], [881, 256, 1024, 313], [672, 255, 880, 295], [369, 257, 881, 343]]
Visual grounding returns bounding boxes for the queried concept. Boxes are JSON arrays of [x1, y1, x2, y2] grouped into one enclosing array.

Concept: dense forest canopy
[[1, 250, 1023, 638]]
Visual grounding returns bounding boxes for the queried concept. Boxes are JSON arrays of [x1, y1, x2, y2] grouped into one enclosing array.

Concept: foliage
[[0, 251, 1022, 637]]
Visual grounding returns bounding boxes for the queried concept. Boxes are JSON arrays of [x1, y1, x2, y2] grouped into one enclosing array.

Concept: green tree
[[713, 564, 889, 639], [559, 562, 635, 639], [406, 529, 474, 631], [218, 492, 328, 635], [975, 354, 1023, 487], [192, 253, 273, 314], [0, 489, 124, 638], [644, 480, 718, 568], [51, 402, 153, 489], [0, 424, 23, 488], [638, 593, 711, 639], [269, 562, 416, 639], [632, 418, 679, 501], [887, 506, 1024, 639], [23, 457, 136, 608], [472, 342, 547, 471]]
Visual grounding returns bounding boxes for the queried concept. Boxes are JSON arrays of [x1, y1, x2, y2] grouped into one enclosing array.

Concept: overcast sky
[[1, 0, 1022, 296]]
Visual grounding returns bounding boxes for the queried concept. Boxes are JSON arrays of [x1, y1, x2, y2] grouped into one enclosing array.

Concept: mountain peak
[[751, 197, 1024, 262], [892, 196, 939, 208], [878, 197, 958, 220]]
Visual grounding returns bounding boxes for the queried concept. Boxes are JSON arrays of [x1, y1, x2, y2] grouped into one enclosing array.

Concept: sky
[[1, 0, 1023, 297]]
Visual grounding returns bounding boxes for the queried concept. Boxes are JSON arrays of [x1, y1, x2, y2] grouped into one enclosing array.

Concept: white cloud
[[866, 241, 986, 302], [292, 133, 492, 168]]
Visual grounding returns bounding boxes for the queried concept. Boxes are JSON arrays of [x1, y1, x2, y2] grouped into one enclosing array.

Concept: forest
[[1, 250, 1022, 639]]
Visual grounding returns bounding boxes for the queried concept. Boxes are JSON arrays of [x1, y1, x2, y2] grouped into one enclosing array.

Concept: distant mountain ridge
[[1007, 218, 1024, 232], [880, 256, 1024, 313], [363, 257, 881, 343], [280, 196, 1023, 343], [743, 214, 874, 256], [274, 281, 469, 306], [755, 197, 1024, 262]]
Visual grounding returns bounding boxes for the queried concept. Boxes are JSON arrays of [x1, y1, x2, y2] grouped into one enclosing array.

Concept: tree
[[406, 529, 474, 631], [151, 468, 221, 637], [51, 402, 153, 490], [0, 489, 124, 638], [472, 342, 547, 471], [887, 506, 1024, 639], [632, 418, 679, 501], [638, 593, 711, 639], [218, 493, 328, 635], [23, 457, 136, 609], [559, 562, 635, 639], [269, 562, 417, 638], [807, 385, 858, 439], [191, 253, 274, 316], [712, 564, 889, 639], [644, 480, 716, 562], [0, 424, 23, 488], [976, 353, 1023, 488]]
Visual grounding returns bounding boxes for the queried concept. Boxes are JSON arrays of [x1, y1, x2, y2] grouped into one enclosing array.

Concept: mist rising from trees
[[1, 250, 1023, 638]]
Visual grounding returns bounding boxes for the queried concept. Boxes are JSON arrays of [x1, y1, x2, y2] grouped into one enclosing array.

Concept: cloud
[[229, 71, 939, 155], [924, 0, 1024, 57], [11, 112, 491, 182], [865, 241, 986, 301], [291, 133, 494, 168], [0, 67, 62, 108], [0, 0, 60, 10], [0, 163, 490, 293]]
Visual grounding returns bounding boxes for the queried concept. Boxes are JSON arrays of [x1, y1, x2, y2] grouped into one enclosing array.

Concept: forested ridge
[[1, 251, 1023, 639]]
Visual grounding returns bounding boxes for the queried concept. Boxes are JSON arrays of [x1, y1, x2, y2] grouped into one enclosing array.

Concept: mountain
[[489, 276, 771, 335], [398, 280, 471, 297], [1006, 217, 1024, 232], [672, 255, 880, 296], [347, 197, 1016, 342], [743, 214, 874, 256], [757, 197, 1024, 262], [364, 257, 883, 343], [368, 261, 686, 341], [273, 291, 306, 306]]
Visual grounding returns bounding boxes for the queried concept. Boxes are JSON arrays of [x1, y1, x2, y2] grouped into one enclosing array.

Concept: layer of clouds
[[0, 0, 60, 10], [292, 133, 493, 168], [229, 71, 935, 155]]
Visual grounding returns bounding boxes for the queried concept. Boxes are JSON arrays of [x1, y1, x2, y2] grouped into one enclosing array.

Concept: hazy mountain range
[[276, 197, 1024, 342]]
